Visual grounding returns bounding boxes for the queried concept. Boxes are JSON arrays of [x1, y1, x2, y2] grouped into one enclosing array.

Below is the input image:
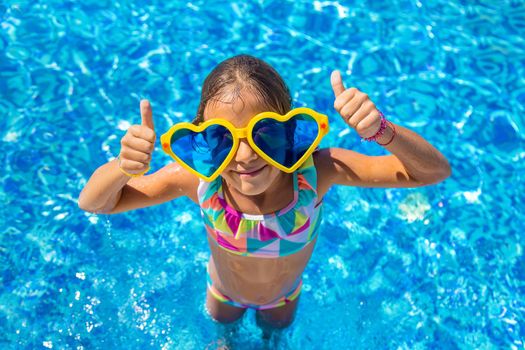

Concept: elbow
[[422, 162, 452, 185], [77, 198, 96, 213], [77, 196, 111, 214], [428, 152, 452, 184], [77, 192, 93, 213], [443, 163, 452, 180], [77, 194, 89, 212], [439, 159, 452, 181]]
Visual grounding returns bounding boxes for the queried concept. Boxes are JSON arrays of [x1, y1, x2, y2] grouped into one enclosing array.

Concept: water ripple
[[1, 0, 524, 348]]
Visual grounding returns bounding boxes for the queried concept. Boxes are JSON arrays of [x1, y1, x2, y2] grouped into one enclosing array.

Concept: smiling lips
[[236, 165, 266, 176]]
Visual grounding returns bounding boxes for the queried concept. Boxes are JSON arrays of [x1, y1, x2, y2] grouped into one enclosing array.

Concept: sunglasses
[[160, 107, 329, 182]]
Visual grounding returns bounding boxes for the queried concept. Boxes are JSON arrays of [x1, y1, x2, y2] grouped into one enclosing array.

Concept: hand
[[330, 70, 382, 139], [118, 99, 156, 176]]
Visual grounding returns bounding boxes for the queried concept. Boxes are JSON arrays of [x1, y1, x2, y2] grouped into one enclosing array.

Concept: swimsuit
[[198, 155, 323, 310], [206, 262, 303, 310]]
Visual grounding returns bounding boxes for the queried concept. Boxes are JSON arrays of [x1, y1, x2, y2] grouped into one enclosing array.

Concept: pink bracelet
[[362, 111, 387, 142]]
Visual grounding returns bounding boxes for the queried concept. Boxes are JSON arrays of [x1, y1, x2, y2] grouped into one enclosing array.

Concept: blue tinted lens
[[252, 114, 318, 168], [170, 125, 233, 178]]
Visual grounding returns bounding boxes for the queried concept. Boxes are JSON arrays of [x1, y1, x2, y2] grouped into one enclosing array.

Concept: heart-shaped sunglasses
[[160, 107, 329, 182]]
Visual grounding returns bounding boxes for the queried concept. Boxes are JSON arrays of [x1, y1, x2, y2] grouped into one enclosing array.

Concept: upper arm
[[313, 147, 429, 196], [107, 162, 199, 214]]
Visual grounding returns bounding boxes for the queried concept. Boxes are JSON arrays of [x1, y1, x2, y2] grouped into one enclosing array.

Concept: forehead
[[203, 91, 268, 128]]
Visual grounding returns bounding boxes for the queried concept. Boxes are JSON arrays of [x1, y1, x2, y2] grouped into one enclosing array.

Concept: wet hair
[[193, 54, 292, 124], [193, 54, 302, 165]]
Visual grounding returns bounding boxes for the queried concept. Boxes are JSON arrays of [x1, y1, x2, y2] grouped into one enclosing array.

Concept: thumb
[[330, 70, 346, 97], [140, 99, 154, 130]]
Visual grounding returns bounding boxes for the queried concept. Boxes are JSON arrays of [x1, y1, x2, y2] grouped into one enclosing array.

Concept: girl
[[78, 54, 451, 331]]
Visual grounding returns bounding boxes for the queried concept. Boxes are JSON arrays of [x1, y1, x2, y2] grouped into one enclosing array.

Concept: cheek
[[223, 161, 237, 174], [220, 168, 241, 187], [264, 165, 281, 181], [221, 169, 234, 182]]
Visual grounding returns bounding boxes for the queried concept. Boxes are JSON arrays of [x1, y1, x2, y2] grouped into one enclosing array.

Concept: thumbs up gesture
[[118, 99, 156, 176], [330, 70, 382, 139]]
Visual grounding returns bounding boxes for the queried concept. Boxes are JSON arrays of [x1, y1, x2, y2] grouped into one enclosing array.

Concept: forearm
[[78, 159, 131, 213], [376, 122, 451, 182]]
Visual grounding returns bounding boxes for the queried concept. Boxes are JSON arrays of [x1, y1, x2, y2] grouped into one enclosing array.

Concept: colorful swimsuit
[[198, 155, 323, 310]]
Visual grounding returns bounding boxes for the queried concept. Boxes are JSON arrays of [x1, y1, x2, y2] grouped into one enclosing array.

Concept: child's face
[[203, 92, 286, 196]]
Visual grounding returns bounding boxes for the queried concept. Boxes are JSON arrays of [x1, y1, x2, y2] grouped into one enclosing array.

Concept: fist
[[119, 99, 156, 175], [330, 70, 382, 139]]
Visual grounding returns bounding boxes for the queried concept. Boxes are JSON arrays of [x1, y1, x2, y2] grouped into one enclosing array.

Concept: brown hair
[[193, 54, 292, 124]]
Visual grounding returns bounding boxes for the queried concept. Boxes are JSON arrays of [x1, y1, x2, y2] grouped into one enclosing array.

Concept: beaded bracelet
[[362, 111, 387, 142], [361, 111, 397, 146], [376, 120, 396, 146], [117, 155, 150, 178]]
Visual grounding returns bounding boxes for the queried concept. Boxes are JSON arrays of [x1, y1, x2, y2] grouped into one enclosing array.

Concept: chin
[[223, 168, 277, 196], [225, 177, 270, 196], [237, 182, 270, 196]]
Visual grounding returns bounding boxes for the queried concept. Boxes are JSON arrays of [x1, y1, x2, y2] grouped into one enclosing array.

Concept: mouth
[[235, 165, 266, 177]]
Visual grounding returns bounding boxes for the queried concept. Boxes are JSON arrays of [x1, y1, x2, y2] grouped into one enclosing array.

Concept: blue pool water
[[1, 0, 524, 348]]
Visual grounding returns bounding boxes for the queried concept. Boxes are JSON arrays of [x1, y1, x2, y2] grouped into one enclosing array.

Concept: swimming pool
[[1, 0, 524, 348]]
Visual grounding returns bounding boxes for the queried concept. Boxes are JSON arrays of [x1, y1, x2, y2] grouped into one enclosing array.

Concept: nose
[[234, 139, 258, 164]]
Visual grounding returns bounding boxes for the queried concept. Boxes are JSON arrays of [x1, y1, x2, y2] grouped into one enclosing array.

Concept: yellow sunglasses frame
[[160, 107, 329, 182]]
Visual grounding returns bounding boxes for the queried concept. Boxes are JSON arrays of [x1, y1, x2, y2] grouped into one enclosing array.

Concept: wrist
[[361, 111, 389, 142], [117, 155, 149, 178], [359, 111, 397, 146], [376, 121, 396, 146]]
